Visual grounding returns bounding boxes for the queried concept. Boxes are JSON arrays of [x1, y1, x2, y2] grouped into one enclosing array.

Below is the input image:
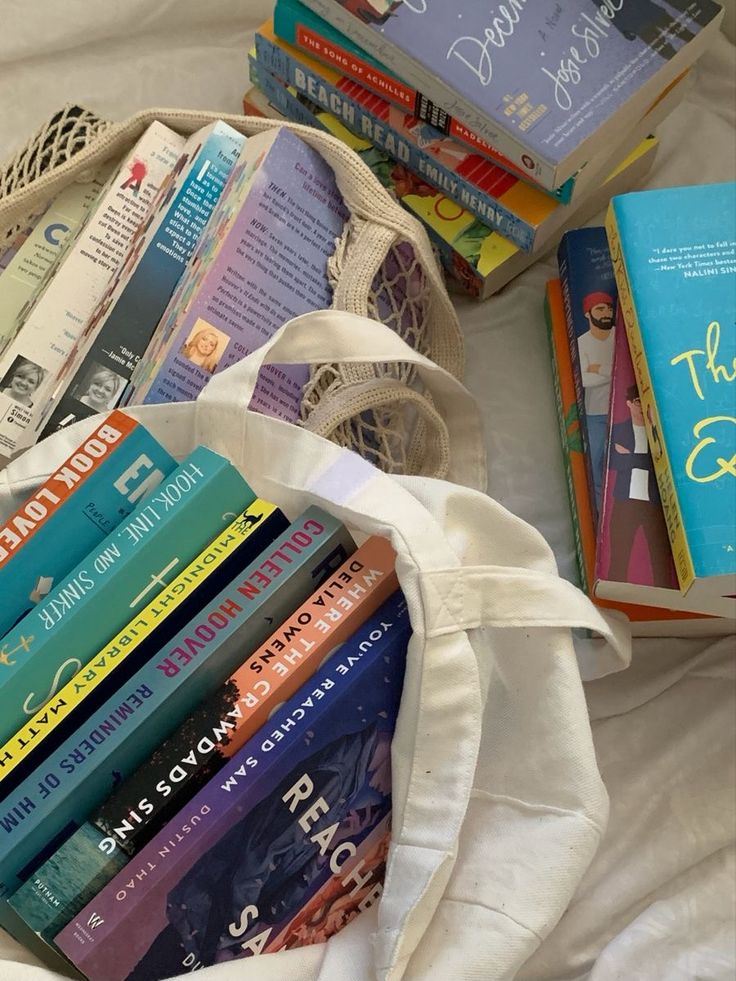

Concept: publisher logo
[[87, 913, 105, 931], [521, 154, 535, 171]]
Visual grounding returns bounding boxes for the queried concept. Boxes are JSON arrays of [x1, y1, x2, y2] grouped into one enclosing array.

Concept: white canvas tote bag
[[0, 310, 631, 981]]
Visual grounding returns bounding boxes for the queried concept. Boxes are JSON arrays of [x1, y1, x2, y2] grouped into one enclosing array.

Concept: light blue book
[[0, 412, 175, 638], [607, 181, 736, 606], [0, 508, 354, 944], [0, 445, 255, 748], [39, 121, 245, 438]]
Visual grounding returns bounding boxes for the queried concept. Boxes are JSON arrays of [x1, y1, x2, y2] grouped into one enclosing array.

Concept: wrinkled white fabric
[[0, 3, 733, 980]]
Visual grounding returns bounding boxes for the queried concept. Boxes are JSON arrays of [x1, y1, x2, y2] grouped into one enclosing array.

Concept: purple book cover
[[134, 127, 348, 422], [303, 0, 721, 181], [596, 312, 678, 591], [56, 591, 409, 981]]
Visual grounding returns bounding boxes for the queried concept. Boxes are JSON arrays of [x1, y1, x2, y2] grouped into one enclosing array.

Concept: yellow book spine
[[0, 499, 278, 780], [606, 204, 695, 592]]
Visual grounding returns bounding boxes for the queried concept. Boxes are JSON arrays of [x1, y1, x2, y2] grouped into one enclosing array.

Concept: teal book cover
[[608, 181, 736, 594]]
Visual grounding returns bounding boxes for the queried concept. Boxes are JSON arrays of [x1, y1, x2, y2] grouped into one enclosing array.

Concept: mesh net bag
[[0, 107, 465, 478]]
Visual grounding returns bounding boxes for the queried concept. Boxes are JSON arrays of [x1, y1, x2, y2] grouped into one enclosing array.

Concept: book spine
[[274, 0, 574, 201], [0, 489, 271, 786], [12, 537, 397, 942], [0, 447, 254, 749], [0, 510, 354, 911], [0, 125, 185, 461], [55, 592, 408, 978], [37, 125, 245, 442], [558, 244, 598, 528], [255, 34, 536, 250], [606, 204, 694, 592], [0, 411, 176, 638], [295, 0, 558, 188], [544, 286, 588, 594]]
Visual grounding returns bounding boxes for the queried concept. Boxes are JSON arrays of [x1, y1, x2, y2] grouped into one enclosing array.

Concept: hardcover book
[[127, 127, 348, 418], [0, 445, 256, 756], [297, 0, 722, 190], [0, 491, 280, 794], [544, 278, 727, 636], [273, 0, 688, 205], [607, 181, 736, 605], [0, 122, 185, 463], [10, 535, 398, 943], [558, 226, 619, 524], [55, 590, 410, 980], [0, 410, 174, 637], [0, 172, 109, 355], [37, 121, 244, 440], [0, 508, 354, 936], [596, 315, 735, 619], [245, 66, 661, 300]]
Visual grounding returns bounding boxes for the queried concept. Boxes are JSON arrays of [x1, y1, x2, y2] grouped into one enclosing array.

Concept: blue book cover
[[557, 227, 618, 523], [39, 122, 245, 439], [0, 508, 354, 932], [607, 181, 736, 597], [0, 445, 255, 756], [0, 411, 175, 638], [56, 590, 408, 980], [298, 0, 722, 189]]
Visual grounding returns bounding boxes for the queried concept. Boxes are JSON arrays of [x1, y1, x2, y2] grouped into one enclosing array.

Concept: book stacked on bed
[[0, 118, 350, 468], [546, 181, 736, 635], [242, 0, 724, 298], [0, 412, 408, 980]]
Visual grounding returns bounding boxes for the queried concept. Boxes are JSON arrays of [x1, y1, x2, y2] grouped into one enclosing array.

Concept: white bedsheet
[[0, 3, 734, 979]]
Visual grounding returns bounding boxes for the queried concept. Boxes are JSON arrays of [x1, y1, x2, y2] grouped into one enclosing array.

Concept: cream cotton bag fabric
[[0, 310, 631, 981]]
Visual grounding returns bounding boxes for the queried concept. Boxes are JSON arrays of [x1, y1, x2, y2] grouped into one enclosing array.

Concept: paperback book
[[0, 410, 174, 637], [607, 181, 736, 606], [0, 172, 109, 355], [0, 122, 185, 463], [298, 0, 723, 190], [0, 445, 255, 755], [544, 278, 725, 636], [127, 126, 348, 419], [558, 226, 619, 524], [245, 66, 660, 300], [37, 121, 244, 440], [596, 315, 735, 619], [10, 535, 398, 943], [0, 492, 281, 795], [0, 508, 354, 930], [55, 590, 410, 980]]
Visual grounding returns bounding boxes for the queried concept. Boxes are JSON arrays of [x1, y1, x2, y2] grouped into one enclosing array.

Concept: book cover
[[37, 121, 245, 441], [596, 314, 735, 618], [0, 173, 109, 356], [0, 491, 280, 793], [0, 508, 354, 922], [544, 278, 724, 636], [256, 22, 562, 252], [55, 590, 409, 980], [0, 445, 256, 755], [558, 226, 618, 524], [607, 181, 736, 602], [0, 122, 186, 463], [10, 535, 398, 943], [275, 0, 575, 195], [299, 0, 722, 189], [128, 127, 348, 418], [246, 63, 660, 300], [0, 210, 46, 276], [0, 410, 175, 638]]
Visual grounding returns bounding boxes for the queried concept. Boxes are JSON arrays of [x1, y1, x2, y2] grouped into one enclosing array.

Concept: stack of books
[[0, 411, 408, 980], [243, 0, 724, 299], [546, 181, 736, 635], [0, 117, 350, 468]]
